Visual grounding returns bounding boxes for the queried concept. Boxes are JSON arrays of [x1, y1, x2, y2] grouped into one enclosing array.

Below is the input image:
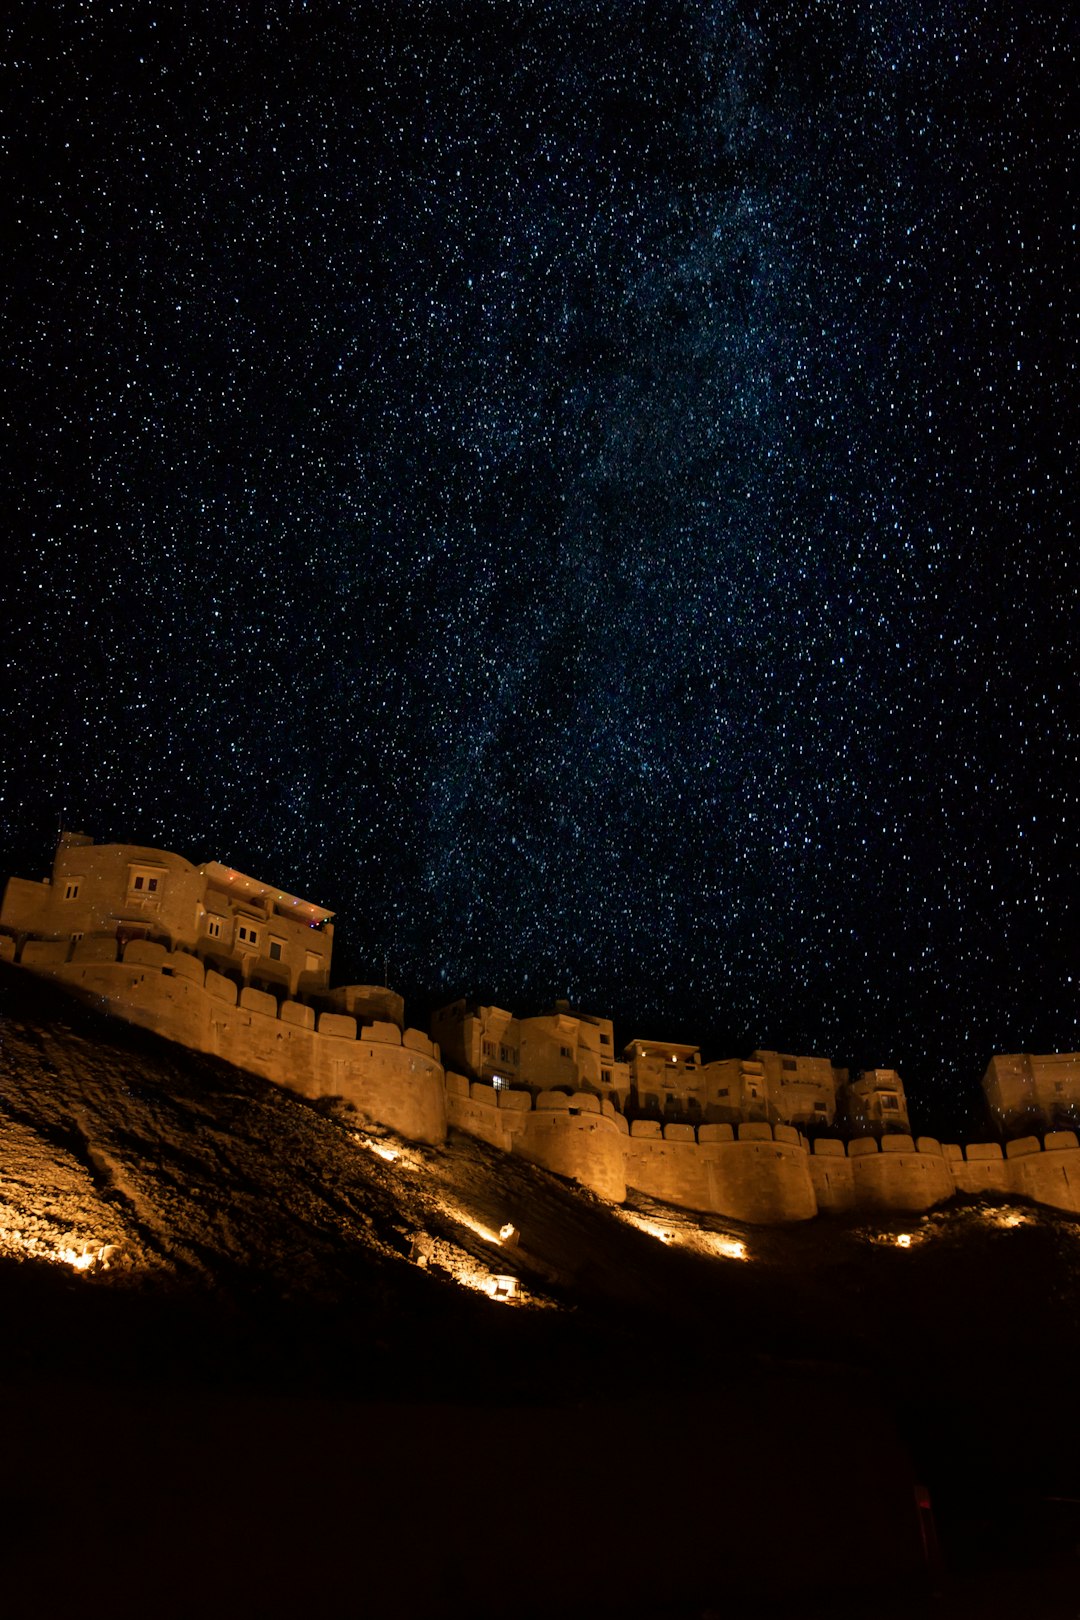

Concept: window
[[601, 1068, 612, 1084], [491, 1075, 507, 1092], [237, 923, 260, 947], [715, 1087, 729, 1098], [205, 916, 223, 940], [600, 1033, 612, 1047], [881, 1095, 899, 1111], [128, 866, 165, 898], [305, 951, 323, 973], [63, 880, 81, 901], [559, 1045, 572, 1059], [814, 1101, 828, 1113], [268, 940, 284, 962], [782, 1057, 797, 1073], [482, 1040, 497, 1058], [499, 1044, 513, 1063], [71, 931, 83, 944]]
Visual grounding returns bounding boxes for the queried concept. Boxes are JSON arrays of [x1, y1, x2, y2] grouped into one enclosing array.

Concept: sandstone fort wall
[[6, 934, 1080, 1225], [13, 936, 446, 1144]]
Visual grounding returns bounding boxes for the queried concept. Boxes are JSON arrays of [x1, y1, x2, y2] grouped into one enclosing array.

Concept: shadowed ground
[[2, 965, 1078, 1616]]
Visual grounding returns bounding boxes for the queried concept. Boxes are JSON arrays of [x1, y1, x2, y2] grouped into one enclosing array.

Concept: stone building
[[430, 998, 629, 1108], [624, 1038, 705, 1117], [842, 1068, 910, 1135], [699, 1055, 770, 1124], [0, 831, 334, 997], [629, 1045, 841, 1129], [431, 1001, 520, 1089], [983, 1051, 1080, 1133], [752, 1049, 844, 1131]]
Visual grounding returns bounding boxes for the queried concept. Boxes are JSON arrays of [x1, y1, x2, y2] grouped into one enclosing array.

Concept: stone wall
[[445, 1080, 628, 1201], [9, 939, 1080, 1225], [17, 938, 446, 1144], [623, 1121, 816, 1223]]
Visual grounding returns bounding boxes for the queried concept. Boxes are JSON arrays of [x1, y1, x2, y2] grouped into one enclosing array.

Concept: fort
[[3, 832, 1080, 1226]]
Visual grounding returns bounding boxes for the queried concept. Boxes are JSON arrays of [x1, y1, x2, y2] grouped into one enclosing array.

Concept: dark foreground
[[2, 966, 1079, 1616]]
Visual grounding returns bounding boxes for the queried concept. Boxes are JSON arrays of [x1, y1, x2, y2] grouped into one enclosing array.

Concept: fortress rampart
[[5, 935, 446, 1144], [4, 932, 1080, 1226]]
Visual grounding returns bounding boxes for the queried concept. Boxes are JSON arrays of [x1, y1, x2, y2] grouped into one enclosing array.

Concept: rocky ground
[[2, 962, 1079, 1617]]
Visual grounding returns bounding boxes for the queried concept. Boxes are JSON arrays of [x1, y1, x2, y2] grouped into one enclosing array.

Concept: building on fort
[[0, 830, 335, 998], [749, 1050, 845, 1130], [430, 998, 630, 1109], [432, 1000, 908, 1139], [623, 1037, 705, 1118], [983, 1051, 1080, 1133], [843, 1068, 911, 1136]]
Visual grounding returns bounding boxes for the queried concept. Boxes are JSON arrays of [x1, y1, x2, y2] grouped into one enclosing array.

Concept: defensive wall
[[5, 934, 1080, 1225], [444, 1074, 629, 1202], [443, 1065, 1080, 1223], [3, 935, 446, 1144]]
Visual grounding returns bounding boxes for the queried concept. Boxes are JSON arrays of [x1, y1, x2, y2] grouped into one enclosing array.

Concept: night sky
[[3, 2, 1075, 1128]]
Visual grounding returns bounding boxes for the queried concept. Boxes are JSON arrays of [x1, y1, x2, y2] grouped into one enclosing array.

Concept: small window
[[71, 931, 83, 944], [491, 1075, 507, 1091], [601, 1067, 612, 1084], [205, 916, 223, 940], [482, 1040, 497, 1058], [64, 880, 81, 901], [304, 951, 323, 973], [881, 1095, 899, 1111], [782, 1057, 797, 1072], [268, 940, 283, 961], [237, 924, 260, 947], [499, 1044, 512, 1062], [129, 866, 164, 896], [716, 1087, 729, 1098], [560, 1045, 572, 1059], [600, 1033, 611, 1047], [814, 1100, 828, 1113]]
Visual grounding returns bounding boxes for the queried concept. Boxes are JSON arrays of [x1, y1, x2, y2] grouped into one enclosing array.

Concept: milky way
[[3, 2, 1075, 1125]]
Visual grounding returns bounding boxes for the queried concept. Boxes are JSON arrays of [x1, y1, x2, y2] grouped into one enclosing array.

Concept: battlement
[[3, 932, 445, 1144], [5, 829, 1080, 1229]]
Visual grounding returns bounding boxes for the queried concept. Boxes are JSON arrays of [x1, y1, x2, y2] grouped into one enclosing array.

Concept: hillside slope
[[2, 964, 1079, 1617]]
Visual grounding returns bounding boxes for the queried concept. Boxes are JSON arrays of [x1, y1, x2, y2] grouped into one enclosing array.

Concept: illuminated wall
[[16, 937, 445, 1144], [6, 929, 1080, 1225]]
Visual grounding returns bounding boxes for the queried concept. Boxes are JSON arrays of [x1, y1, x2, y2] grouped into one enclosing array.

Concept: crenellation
[[6, 832, 1080, 1224]]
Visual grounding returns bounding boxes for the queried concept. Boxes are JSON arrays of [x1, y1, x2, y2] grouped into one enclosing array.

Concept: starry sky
[[3, 2, 1075, 1129]]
